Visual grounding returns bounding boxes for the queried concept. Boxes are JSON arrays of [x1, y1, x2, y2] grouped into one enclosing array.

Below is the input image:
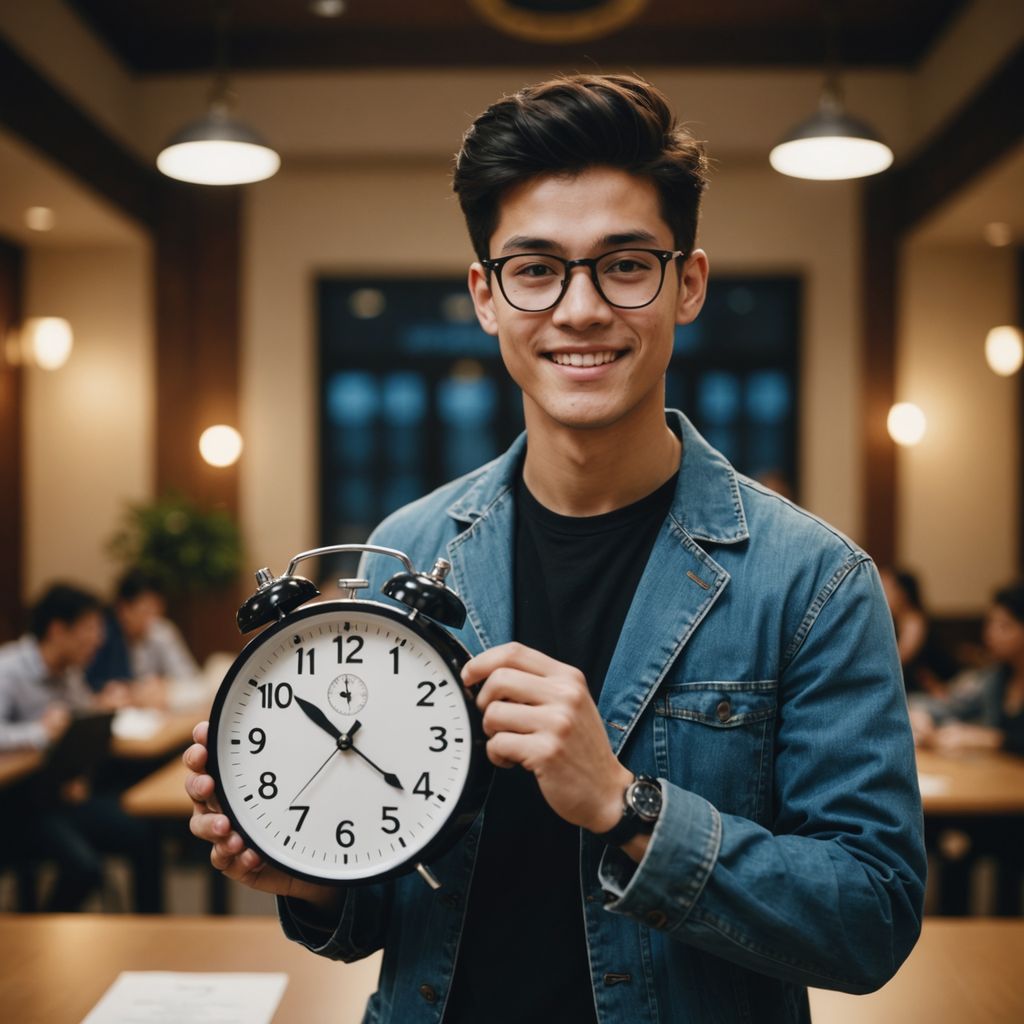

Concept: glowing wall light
[[199, 424, 243, 467], [985, 325, 1023, 377], [887, 403, 927, 447]]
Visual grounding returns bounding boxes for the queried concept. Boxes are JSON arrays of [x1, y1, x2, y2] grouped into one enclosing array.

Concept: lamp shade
[[157, 106, 280, 186], [770, 98, 893, 181]]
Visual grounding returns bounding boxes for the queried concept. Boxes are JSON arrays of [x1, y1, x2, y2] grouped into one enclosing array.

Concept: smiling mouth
[[545, 351, 623, 367]]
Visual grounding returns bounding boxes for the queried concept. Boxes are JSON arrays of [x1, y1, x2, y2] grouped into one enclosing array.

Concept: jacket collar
[[446, 409, 749, 547]]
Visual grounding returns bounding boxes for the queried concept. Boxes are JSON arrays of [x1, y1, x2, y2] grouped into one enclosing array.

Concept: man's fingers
[[192, 720, 209, 745], [183, 742, 208, 773], [462, 642, 569, 686], [482, 699, 541, 737], [472, 667, 549, 709]]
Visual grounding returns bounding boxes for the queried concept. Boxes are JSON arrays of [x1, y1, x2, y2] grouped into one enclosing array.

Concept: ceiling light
[[309, 0, 346, 16], [156, 10, 279, 187], [770, 85, 893, 181], [24, 207, 55, 231], [157, 98, 280, 185], [770, 2, 892, 182]]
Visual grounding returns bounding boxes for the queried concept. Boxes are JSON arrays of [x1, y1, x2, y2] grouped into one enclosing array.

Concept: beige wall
[[23, 243, 154, 602], [241, 157, 863, 577], [897, 241, 1019, 613]]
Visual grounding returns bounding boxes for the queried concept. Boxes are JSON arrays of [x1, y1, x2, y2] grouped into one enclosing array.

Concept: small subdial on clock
[[327, 673, 368, 716]]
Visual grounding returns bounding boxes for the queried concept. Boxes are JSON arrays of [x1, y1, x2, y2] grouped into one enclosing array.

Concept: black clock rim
[[207, 598, 492, 887]]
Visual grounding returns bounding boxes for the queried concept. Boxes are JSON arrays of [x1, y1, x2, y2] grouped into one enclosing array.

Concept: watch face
[[209, 600, 483, 884], [629, 779, 662, 822]]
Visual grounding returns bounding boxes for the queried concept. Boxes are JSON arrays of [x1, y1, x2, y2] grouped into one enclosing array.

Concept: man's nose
[[551, 266, 612, 328]]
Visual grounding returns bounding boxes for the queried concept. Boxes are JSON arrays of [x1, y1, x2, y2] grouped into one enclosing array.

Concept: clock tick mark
[[244, 795, 254, 802]]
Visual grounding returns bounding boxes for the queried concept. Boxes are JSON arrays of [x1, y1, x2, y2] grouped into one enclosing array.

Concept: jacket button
[[419, 984, 438, 1003], [645, 910, 668, 929], [716, 699, 731, 723]]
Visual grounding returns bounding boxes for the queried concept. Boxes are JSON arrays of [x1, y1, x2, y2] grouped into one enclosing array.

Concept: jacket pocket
[[653, 681, 777, 824]]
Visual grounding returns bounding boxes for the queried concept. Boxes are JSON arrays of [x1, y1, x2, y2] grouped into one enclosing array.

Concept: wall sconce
[[887, 403, 927, 447], [985, 325, 1023, 377], [3, 317, 74, 370], [199, 424, 243, 467]]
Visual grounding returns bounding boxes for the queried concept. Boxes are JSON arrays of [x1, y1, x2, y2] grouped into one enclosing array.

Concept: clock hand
[[295, 695, 342, 741], [339, 723, 403, 790], [288, 720, 364, 798], [289, 747, 340, 803]]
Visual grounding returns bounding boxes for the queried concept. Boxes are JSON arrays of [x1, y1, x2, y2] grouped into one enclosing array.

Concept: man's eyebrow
[[497, 230, 662, 255], [599, 230, 660, 247], [499, 235, 558, 254]]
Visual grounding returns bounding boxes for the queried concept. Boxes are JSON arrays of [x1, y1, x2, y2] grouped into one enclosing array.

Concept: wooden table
[[111, 709, 204, 760], [121, 756, 191, 818], [0, 914, 381, 1024], [916, 749, 1024, 816], [808, 919, 1024, 1022], [0, 915, 1020, 1023]]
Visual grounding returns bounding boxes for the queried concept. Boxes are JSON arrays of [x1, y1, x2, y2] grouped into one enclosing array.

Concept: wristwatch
[[595, 774, 663, 847]]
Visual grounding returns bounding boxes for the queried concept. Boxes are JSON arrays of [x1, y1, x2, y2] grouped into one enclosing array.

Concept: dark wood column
[[0, 237, 24, 642], [154, 183, 244, 659]]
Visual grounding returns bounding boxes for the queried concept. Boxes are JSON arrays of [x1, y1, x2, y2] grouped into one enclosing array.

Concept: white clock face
[[211, 604, 473, 882]]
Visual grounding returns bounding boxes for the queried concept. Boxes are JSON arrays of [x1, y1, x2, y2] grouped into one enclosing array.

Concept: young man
[[185, 74, 925, 1022], [87, 568, 201, 710]]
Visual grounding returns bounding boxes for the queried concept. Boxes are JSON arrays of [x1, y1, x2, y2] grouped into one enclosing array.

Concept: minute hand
[[295, 696, 342, 741]]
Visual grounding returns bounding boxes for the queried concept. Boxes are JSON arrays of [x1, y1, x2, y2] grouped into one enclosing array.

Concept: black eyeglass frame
[[481, 247, 688, 312]]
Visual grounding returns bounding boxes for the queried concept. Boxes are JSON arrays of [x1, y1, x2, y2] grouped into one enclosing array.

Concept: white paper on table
[[917, 772, 952, 796], [79, 971, 288, 1024], [111, 708, 165, 740]]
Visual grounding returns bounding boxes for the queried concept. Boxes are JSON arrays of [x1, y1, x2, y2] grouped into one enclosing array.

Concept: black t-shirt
[[442, 468, 677, 1024]]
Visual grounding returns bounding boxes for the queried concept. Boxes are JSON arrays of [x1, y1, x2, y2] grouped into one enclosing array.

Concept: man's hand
[[462, 643, 633, 835], [183, 721, 343, 911]]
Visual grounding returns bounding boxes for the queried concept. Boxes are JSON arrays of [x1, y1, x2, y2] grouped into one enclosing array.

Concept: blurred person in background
[[880, 566, 957, 698], [87, 568, 202, 711], [0, 583, 156, 911], [910, 581, 1024, 756]]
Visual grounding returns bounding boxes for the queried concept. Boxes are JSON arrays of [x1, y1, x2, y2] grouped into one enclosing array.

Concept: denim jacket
[[281, 411, 925, 1024]]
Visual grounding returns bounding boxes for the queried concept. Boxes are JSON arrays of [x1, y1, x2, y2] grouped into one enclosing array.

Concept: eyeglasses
[[481, 248, 686, 313]]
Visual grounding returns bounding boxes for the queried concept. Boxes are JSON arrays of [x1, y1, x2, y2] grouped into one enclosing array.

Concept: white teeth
[[550, 351, 619, 367]]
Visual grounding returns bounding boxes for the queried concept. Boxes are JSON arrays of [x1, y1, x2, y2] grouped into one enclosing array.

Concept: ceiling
[[66, 0, 967, 74]]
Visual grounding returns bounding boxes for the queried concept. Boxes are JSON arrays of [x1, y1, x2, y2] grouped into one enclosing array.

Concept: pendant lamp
[[769, 82, 893, 181], [769, 1, 892, 181], [156, 8, 280, 186]]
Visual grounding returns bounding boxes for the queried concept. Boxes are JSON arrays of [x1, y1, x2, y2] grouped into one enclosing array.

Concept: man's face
[[469, 166, 707, 434], [983, 604, 1024, 663], [117, 592, 164, 642], [50, 611, 105, 669]]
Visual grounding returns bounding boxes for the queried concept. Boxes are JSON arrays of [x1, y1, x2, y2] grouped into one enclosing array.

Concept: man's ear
[[468, 263, 500, 337], [675, 249, 710, 327]]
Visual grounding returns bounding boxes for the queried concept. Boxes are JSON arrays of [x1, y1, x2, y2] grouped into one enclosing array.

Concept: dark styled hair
[[453, 73, 709, 262], [993, 581, 1024, 623], [29, 583, 102, 640], [116, 567, 165, 604]]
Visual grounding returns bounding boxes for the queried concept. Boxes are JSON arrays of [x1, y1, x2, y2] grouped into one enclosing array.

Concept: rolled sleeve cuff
[[278, 896, 339, 952], [597, 781, 721, 932]]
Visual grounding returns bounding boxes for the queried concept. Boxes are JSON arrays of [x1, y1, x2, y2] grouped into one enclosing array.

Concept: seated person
[[909, 581, 1024, 756], [880, 566, 957, 698], [87, 568, 201, 711], [0, 584, 156, 911]]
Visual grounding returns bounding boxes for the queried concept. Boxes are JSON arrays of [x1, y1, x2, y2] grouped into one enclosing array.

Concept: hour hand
[[295, 696, 342, 741]]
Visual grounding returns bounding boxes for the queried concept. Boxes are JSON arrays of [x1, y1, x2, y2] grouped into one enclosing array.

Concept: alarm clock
[[207, 544, 491, 891]]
